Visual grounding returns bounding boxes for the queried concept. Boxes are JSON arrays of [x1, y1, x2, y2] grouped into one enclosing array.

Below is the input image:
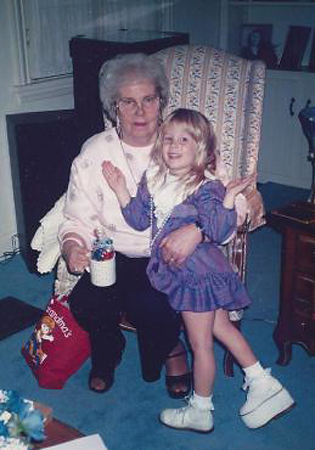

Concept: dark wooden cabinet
[[267, 201, 315, 365]]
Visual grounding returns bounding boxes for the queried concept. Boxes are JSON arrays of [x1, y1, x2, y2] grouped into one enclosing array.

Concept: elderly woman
[[58, 53, 203, 394]]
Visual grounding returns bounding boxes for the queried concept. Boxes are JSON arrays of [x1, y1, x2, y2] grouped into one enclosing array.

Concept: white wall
[[0, 1, 74, 256], [172, 0, 221, 47], [0, 2, 16, 257]]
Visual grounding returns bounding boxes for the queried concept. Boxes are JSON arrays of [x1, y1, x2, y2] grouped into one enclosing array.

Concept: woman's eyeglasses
[[117, 95, 160, 114]]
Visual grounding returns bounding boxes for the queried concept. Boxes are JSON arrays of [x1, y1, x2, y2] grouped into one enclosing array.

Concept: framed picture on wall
[[240, 24, 278, 69], [279, 25, 311, 71]]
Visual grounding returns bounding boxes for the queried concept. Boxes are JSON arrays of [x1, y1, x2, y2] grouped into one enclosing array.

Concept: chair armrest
[[221, 221, 249, 322], [223, 186, 265, 284], [224, 219, 250, 284], [242, 187, 266, 232]]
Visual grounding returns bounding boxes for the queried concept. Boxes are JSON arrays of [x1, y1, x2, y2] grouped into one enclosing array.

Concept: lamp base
[[308, 155, 315, 204], [308, 187, 315, 204]]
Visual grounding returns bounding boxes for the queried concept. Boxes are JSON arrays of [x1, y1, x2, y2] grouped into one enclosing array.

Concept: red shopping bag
[[21, 295, 90, 389]]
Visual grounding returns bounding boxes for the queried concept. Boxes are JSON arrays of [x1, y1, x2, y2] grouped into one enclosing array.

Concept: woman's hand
[[102, 160, 131, 207], [159, 223, 202, 266], [223, 172, 256, 210], [62, 237, 90, 275]]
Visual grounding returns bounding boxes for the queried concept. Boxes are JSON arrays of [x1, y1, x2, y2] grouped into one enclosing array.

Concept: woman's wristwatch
[[194, 221, 206, 243]]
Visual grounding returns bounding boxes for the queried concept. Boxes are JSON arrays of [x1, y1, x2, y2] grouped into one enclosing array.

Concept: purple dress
[[121, 175, 251, 312]]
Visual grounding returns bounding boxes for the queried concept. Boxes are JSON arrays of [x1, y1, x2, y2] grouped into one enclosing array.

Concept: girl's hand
[[102, 160, 126, 192], [102, 160, 131, 207], [62, 239, 90, 274], [223, 172, 256, 210]]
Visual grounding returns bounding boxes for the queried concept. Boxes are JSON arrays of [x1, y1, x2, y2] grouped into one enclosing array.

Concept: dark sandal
[[88, 371, 114, 394], [88, 346, 124, 393], [165, 350, 192, 399]]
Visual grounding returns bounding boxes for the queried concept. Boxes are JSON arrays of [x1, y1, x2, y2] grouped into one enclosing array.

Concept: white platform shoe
[[240, 368, 295, 429], [159, 395, 214, 433]]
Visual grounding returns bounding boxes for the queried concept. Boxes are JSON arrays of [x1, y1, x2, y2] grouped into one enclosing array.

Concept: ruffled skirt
[[146, 242, 251, 312]]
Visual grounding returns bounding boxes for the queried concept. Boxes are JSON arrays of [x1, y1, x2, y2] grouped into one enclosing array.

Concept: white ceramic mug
[[90, 255, 116, 287]]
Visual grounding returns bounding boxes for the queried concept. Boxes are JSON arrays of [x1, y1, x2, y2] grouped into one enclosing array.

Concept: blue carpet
[[0, 182, 314, 450]]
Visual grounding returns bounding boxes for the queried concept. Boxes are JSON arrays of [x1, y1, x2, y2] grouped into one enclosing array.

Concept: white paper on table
[[44, 433, 108, 450]]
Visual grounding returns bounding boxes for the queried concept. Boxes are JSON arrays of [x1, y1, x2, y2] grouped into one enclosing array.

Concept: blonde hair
[[149, 108, 217, 197]]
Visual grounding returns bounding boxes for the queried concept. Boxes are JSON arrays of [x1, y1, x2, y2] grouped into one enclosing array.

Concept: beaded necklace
[[119, 139, 139, 188], [119, 138, 152, 189]]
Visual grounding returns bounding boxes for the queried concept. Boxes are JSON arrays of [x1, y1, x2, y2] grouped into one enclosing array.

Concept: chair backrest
[[153, 45, 266, 182]]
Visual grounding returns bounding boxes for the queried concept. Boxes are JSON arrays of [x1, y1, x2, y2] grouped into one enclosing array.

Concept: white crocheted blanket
[[30, 194, 66, 274]]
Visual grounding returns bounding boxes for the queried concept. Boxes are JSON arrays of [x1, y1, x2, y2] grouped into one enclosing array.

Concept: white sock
[[192, 391, 213, 410], [243, 361, 265, 380]]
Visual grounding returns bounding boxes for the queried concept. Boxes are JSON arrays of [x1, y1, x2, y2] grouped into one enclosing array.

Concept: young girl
[[102, 108, 294, 432]]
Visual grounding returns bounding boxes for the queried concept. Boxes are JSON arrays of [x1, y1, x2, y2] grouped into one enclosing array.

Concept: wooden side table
[[267, 201, 315, 365], [34, 418, 84, 449]]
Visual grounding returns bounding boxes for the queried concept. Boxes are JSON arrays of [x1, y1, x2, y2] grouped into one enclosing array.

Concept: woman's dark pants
[[69, 252, 181, 381]]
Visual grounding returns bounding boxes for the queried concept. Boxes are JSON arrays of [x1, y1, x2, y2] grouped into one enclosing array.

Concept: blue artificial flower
[[0, 420, 10, 437], [20, 408, 45, 441], [0, 389, 45, 444], [0, 390, 22, 415], [0, 390, 10, 414], [8, 393, 25, 415], [17, 401, 32, 419]]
